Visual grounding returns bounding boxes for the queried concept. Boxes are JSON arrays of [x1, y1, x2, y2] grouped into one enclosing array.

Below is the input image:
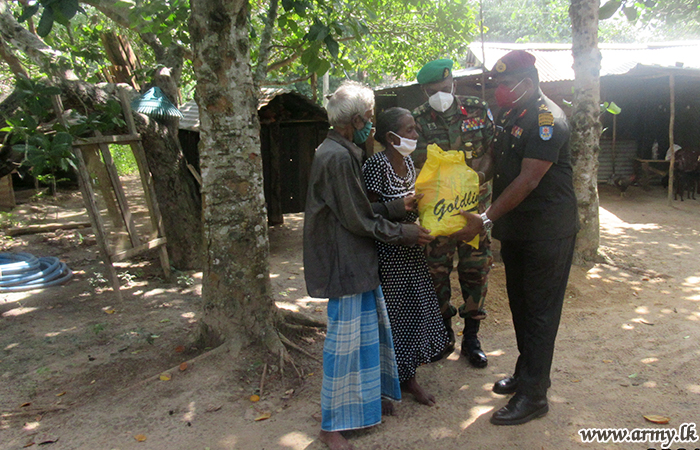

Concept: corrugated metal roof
[[467, 41, 700, 82], [179, 88, 288, 131]]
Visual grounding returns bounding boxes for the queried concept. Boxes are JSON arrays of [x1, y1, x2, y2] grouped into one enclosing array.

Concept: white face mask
[[428, 90, 454, 113], [390, 131, 417, 157]]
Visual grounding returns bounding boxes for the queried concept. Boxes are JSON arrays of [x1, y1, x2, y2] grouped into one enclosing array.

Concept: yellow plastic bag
[[415, 144, 480, 248]]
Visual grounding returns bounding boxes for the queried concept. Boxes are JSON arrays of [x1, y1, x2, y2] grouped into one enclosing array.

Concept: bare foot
[[401, 377, 436, 406], [381, 398, 395, 416], [319, 430, 354, 450]]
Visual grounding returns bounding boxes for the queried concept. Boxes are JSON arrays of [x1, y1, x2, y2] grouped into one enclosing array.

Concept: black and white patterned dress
[[362, 152, 449, 383]]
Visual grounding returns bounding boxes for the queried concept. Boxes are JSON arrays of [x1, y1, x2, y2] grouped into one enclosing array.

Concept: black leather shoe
[[490, 394, 549, 426], [461, 336, 488, 368], [492, 376, 518, 395]]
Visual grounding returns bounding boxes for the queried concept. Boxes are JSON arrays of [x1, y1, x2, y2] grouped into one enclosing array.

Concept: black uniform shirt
[[492, 91, 579, 241]]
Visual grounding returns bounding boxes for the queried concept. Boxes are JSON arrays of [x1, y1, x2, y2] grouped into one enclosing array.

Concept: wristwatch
[[480, 212, 493, 232]]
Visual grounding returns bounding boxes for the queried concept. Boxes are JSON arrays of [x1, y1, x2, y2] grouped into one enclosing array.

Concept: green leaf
[[599, 0, 622, 20], [324, 35, 339, 58], [622, 6, 638, 20], [606, 101, 622, 115], [18, 4, 41, 22], [316, 59, 331, 76], [37, 7, 55, 37]]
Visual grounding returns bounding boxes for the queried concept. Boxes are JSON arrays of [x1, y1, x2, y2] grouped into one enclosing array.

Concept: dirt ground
[[1, 182, 699, 450]]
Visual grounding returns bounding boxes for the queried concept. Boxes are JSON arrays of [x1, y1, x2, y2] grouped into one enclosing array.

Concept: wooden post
[[668, 74, 676, 205], [611, 114, 617, 175], [117, 88, 171, 279]]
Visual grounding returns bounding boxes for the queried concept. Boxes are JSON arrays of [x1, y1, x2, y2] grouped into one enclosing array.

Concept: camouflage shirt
[[412, 95, 495, 171]]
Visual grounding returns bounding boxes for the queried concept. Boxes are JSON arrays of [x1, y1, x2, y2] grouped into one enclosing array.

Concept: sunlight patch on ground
[[430, 426, 456, 439], [218, 436, 238, 447], [460, 405, 494, 430], [622, 323, 635, 330], [276, 302, 300, 312], [599, 207, 661, 235], [0, 291, 35, 304], [23, 421, 40, 431], [641, 357, 658, 364], [685, 384, 700, 394], [1, 306, 37, 317], [278, 431, 314, 449], [486, 349, 505, 357]]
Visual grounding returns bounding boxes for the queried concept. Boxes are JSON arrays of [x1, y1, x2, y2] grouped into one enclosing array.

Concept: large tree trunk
[[569, 0, 602, 264], [190, 0, 286, 355]]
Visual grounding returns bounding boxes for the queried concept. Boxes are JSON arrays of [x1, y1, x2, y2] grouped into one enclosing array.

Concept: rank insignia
[[511, 126, 523, 138], [540, 125, 553, 141], [538, 111, 554, 127], [427, 122, 438, 131]]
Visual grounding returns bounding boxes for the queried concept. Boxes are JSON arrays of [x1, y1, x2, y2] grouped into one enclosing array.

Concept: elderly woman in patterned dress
[[362, 107, 449, 406]]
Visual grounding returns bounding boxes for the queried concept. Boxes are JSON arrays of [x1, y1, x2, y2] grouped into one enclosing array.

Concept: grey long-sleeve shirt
[[303, 130, 419, 299]]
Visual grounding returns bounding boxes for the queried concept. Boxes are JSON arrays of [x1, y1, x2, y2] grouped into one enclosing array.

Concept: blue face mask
[[353, 119, 373, 145]]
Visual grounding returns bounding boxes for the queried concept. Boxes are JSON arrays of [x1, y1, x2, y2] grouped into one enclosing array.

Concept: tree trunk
[[189, 0, 285, 355], [569, 0, 602, 264]]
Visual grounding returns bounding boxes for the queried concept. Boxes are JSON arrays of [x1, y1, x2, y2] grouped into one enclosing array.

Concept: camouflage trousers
[[426, 183, 493, 321]]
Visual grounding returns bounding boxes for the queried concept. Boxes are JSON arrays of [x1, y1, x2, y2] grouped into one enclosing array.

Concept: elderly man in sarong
[[303, 81, 434, 450]]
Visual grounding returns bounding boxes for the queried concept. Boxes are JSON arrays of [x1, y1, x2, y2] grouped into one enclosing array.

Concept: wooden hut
[[178, 89, 329, 224]]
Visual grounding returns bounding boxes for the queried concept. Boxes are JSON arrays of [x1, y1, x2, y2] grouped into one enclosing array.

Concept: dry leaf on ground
[[249, 394, 260, 402], [179, 362, 188, 371], [134, 434, 147, 442], [254, 412, 271, 421], [159, 373, 171, 381], [644, 415, 670, 424]]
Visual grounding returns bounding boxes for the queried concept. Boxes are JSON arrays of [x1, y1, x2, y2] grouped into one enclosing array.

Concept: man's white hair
[[326, 81, 375, 128]]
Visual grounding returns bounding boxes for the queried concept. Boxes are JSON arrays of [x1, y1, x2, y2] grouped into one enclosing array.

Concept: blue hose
[[0, 252, 73, 292]]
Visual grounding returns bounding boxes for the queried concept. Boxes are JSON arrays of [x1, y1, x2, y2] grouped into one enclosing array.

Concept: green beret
[[416, 59, 454, 85]]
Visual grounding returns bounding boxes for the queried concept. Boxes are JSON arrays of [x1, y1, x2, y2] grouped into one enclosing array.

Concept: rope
[[0, 252, 73, 292]]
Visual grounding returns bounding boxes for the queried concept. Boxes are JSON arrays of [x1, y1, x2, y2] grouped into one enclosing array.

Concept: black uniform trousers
[[500, 235, 576, 398]]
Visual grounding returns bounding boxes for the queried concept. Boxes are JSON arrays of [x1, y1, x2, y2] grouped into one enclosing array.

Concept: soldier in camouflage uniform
[[412, 59, 495, 367]]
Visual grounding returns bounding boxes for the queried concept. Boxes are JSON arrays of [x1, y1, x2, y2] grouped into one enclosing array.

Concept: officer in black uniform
[[449, 50, 579, 426]]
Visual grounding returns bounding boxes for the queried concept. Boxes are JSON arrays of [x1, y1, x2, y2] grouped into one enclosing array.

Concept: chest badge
[[427, 122, 438, 131], [511, 126, 523, 138], [461, 118, 485, 132]]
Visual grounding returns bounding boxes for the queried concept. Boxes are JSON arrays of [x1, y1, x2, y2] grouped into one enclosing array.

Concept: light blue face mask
[[353, 119, 373, 145]]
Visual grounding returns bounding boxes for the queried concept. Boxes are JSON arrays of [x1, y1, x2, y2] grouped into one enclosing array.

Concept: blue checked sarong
[[321, 286, 401, 432]]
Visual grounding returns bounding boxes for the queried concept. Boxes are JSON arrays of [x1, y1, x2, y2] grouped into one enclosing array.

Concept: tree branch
[[0, 36, 28, 77], [266, 48, 303, 73], [254, 0, 278, 85], [0, 0, 74, 79], [260, 73, 312, 86]]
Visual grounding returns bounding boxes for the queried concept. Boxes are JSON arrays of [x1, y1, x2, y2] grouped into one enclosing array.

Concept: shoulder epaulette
[[458, 95, 488, 108], [413, 103, 431, 116]]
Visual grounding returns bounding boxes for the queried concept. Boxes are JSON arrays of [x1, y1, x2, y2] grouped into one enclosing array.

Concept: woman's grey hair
[[326, 81, 375, 128], [375, 107, 412, 147]]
